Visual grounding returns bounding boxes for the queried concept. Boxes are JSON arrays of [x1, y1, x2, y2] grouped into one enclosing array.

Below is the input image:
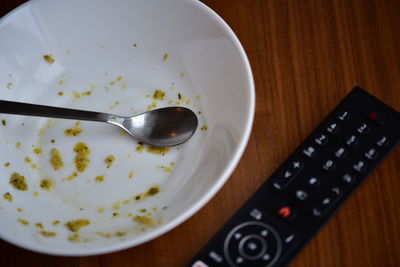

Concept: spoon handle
[[0, 100, 112, 122]]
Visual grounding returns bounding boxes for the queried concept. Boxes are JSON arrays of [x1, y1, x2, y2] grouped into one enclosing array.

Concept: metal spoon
[[0, 100, 198, 147]]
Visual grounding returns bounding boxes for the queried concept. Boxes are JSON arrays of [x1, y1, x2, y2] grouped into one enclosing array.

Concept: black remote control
[[188, 87, 400, 267]]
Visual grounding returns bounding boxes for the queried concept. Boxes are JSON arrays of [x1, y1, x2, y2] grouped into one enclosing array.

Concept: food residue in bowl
[[136, 143, 144, 152], [52, 220, 60, 226], [74, 142, 90, 172], [33, 148, 42, 154], [35, 223, 44, 229], [62, 172, 78, 182], [104, 155, 115, 168], [146, 146, 169, 155], [96, 231, 127, 238], [38, 231, 57, 237], [1, 119, 6, 126], [15, 142, 21, 148], [128, 171, 135, 179], [109, 101, 120, 109], [10, 172, 28, 191], [68, 233, 80, 242], [3, 192, 13, 202], [50, 148, 64, 170], [133, 215, 154, 227], [95, 175, 105, 183], [4, 162, 10, 167], [58, 79, 67, 85], [17, 218, 29, 226], [43, 54, 55, 64], [135, 186, 160, 201], [40, 178, 54, 191], [65, 219, 90, 232], [73, 90, 92, 99], [65, 122, 83, 136], [156, 162, 175, 173], [147, 101, 157, 111], [17, 208, 23, 212], [163, 53, 169, 61], [109, 76, 123, 86], [153, 89, 165, 100], [200, 125, 208, 130], [6, 82, 13, 89]]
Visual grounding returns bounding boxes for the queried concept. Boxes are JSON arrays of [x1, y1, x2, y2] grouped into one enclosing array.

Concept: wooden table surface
[[1, 0, 400, 266]]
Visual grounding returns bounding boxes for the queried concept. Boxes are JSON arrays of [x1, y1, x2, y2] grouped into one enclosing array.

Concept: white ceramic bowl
[[0, 0, 254, 256]]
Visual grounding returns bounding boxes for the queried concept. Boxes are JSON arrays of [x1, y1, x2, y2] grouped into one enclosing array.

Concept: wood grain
[[1, 0, 399, 266]]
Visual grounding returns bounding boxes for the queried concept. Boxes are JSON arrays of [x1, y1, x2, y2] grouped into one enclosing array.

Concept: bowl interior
[[0, 0, 254, 255]]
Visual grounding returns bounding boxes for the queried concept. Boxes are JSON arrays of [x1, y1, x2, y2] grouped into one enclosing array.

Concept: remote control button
[[334, 147, 348, 159], [284, 234, 297, 244], [337, 111, 351, 122], [331, 187, 342, 196], [345, 135, 358, 147], [302, 146, 317, 158], [311, 187, 342, 218], [353, 160, 366, 172], [295, 189, 308, 201], [208, 251, 223, 263], [224, 221, 282, 267], [314, 134, 328, 146], [356, 122, 370, 135], [277, 206, 296, 220], [291, 160, 303, 169], [376, 136, 388, 147], [365, 148, 378, 160], [342, 173, 355, 185], [192, 260, 209, 267], [322, 159, 335, 171], [321, 197, 331, 206], [312, 208, 322, 217], [272, 160, 304, 190], [326, 122, 340, 134], [239, 234, 267, 260], [262, 253, 271, 261], [236, 256, 244, 264], [363, 109, 386, 125], [307, 177, 320, 187]]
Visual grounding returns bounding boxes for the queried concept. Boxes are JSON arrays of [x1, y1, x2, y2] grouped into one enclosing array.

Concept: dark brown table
[[1, 0, 400, 266]]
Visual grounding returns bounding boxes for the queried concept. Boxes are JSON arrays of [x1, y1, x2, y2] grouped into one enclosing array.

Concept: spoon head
[[125, 107, 198, 147]]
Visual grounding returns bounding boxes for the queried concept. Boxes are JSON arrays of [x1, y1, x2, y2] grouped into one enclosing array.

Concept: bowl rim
[[0, 0, 255, 256]]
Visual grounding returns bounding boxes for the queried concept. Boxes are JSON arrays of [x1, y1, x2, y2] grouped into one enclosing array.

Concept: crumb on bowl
[[43, 54, 55, 64]]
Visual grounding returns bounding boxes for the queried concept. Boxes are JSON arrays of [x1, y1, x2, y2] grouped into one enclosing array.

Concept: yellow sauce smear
[[43, 54, 55, 64], [50, 148, 64, 170], [17, 218, 29, 226], [133, 215, 154, 227], [10, 172, 28, 191], [74, 142, 90, 172], [3, 192, 13, 202], [68, 233, 80, 242], [65, 219, 90, 232], [104, 155, 115, 168], [95, 175, 105, 183], [40, 178, 54, 191], [146, 146, 170, 155], [134, 186, 160, 201], [38, 231, 56, 237], [62, 172, 78, 182], [65, 122, 83, 136], [153, 90, 166, 100]]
